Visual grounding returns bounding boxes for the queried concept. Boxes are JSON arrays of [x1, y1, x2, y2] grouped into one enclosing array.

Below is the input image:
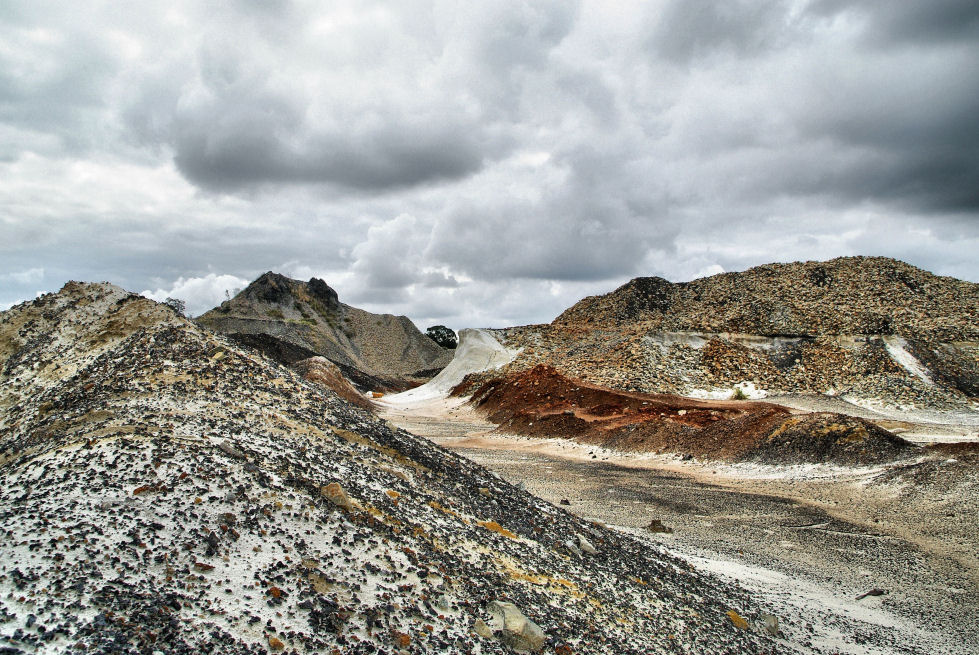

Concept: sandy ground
[[379, 395, 979, 655], [764, 393, 979, 443]]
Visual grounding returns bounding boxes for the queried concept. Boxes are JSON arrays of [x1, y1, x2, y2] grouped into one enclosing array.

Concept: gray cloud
[[649, 0, 796, 64], [808, 0, 979, 46], [1, 0, 977, 328]]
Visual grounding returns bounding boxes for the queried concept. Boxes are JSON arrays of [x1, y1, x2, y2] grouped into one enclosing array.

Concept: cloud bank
[[2, 0, 977, 328]]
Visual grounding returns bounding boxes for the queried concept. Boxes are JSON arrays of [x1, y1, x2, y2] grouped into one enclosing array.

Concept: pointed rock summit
[[198, 273, 452, 391]]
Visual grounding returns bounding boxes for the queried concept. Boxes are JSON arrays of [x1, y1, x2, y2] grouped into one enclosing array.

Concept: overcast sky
[[2, 1, 977, 329]]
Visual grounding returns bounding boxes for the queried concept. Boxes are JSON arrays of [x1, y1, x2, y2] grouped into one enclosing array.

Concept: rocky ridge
[[198, 273, 452, 391], [490, 258, 979, 411], [0, 283, 795, 654]]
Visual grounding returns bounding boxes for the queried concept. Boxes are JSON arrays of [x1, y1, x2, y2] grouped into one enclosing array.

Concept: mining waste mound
[[198, 272, 452, 391], [0, 283, 789, 653], [494, 257, 979, 410], [462, 365, 915, 466]]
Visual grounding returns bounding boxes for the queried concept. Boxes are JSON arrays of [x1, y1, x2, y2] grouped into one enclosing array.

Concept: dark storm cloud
[[2, 0, 979, 327], [649, 0, 795, 63], [809, 0, 979, 46], [121, 1, 575, 193], [171, 113, 492, 192]]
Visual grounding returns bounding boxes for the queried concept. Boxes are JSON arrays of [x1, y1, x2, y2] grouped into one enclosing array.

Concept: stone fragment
[[218, 440, 245, 459], [577, 534, 598, 555], [856, 588, 886, 600], [391, 630, 410, 648], [647, 519, 673, 533], [726, 610, 748, 630], [473, 617, 493, 639], [486, 601, 546, 652], [268, 636, 284, 651], [760, 612, 779, 635], [321, 482, 357, 512]]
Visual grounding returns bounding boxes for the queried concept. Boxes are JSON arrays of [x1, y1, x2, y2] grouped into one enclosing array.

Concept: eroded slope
[[0, 283, 787, 654]]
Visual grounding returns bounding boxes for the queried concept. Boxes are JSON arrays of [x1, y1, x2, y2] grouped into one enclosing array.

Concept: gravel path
[[380, 398, 979, 655]]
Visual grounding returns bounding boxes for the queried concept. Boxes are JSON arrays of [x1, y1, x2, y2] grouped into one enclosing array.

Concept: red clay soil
[[463, 365, 914, 465]]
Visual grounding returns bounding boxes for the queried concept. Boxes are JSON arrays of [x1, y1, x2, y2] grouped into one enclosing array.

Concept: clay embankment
[[460, 365, 915, 466]]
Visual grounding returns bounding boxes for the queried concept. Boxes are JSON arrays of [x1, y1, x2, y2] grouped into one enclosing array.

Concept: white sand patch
[[380, 328, 519, 406], [883, 336, 934, 385], [676, 552, 960, 655]]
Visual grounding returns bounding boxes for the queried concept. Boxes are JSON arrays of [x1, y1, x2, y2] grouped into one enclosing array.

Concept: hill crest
[[198, 273, 452, 390]]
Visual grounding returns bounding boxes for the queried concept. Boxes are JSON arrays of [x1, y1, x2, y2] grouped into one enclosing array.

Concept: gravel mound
[[491, 257, 979, 412], [464, 365, 916, 465], [0, 282, 790, 654], [292, 356, 375, 411], [198, 272, 452, 391]]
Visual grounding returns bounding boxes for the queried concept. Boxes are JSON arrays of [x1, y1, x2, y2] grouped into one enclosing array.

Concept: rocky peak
[[307, 277, 339, 311], [243, 271, 297, 305]]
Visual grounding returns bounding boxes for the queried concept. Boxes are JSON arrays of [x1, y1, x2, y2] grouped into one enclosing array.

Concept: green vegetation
[[266, 309, 285, 320], [730, 387, 748, 400]]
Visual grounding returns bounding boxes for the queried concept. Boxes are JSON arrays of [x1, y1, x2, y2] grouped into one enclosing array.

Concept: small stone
[[486, 601, 546, 652], [218, 440, 245, 459], [321, 482, 357, 512], [391, 630, 410, 648], [726, 609, 749, 630], [577, 534, 598, 555], [760, 612, 779, 635], [268, 636, 285, 651], [473, 618, 494, 639], [856, 588, 886, 600], [478, 487, 492, 498]]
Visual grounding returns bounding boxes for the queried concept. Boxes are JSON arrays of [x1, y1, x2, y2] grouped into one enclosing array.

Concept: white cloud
[[1, 267, 44, 284], [142, 273, 250, 317]]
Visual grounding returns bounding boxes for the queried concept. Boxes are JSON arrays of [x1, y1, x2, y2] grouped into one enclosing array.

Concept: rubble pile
[[0, 283, 790, 654], [463, 365, 914, 465], [488, 258, 979, 411]]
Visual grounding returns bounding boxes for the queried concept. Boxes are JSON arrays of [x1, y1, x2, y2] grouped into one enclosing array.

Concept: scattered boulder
[[473, 618, 493, 639], [760, 613, 780, 636], [577, 534, 598, 555]]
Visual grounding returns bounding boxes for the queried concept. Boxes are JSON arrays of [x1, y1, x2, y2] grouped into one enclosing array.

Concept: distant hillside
[[198, 273, 452, 391], [496, 258, 979, 410], [556, 257, 978, 341]]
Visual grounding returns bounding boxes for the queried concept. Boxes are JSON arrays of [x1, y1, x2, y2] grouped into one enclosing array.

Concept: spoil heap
[[198, 272, 452, 391], [0, 283, 787, 654], [463, 365, 914, 466], [493, 257, 979, 410]]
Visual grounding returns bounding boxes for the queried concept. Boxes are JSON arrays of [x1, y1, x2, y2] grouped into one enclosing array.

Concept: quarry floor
[[380, 396, 979, 655]]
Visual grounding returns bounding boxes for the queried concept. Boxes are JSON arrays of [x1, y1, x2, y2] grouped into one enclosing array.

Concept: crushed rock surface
[[1, 282, 793, 654]]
